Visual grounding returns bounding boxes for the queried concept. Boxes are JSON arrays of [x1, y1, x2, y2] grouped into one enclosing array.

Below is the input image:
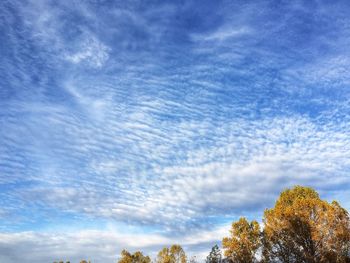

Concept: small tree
[[222, 217, 261, 263], [206, 245, 222, 263], [157, 247, 173, 263], [157, 245, 186, 263], [118, 249, 151, 263]]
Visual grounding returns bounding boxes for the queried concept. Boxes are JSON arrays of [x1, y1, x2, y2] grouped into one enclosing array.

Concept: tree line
[[54, 185, 350, 263]]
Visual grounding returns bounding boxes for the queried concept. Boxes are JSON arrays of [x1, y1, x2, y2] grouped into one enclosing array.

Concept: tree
[[206, 245, 222, 263], [118, 249, 151, 263], [157, 245, 187, 263], [262, 185, 350, 263], [222, 217, 261, 263], [170, 244, 187, 263], [157, 247, 173, 263]]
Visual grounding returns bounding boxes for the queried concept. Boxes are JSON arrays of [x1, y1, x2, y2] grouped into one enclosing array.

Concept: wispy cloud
[[192, 26, 252, 42], [64, 35, 110, 68]]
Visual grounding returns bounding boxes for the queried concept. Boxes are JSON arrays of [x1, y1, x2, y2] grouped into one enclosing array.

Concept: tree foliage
[[262, 185, 350, 263], [206, 244, 222, 263], [157, 244, 187, 263], [117, 249, 151, 263], [222, 186, 350, 263], [222, 217, 261, 263]]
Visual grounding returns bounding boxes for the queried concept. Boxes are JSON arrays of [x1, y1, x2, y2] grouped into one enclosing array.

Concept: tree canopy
[[206, 244, 222, 263], [222, 217, 261, 263], [221, 185, 350, 263], [262, 186, 350, 263], [157, 244, 187, 263], [118, 250, 151, 263]]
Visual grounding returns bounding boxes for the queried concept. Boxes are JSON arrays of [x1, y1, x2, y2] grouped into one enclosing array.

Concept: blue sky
[[1, 0, 350, 262]]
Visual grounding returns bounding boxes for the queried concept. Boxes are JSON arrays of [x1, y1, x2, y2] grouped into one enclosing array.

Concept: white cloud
[[10, 114, 350, 230], [18, 0, 110, 68], [0, 224, 231, 263], [192, 27, 252, 42], [65, 36, 110, 68], [288, 55, 350, 86]]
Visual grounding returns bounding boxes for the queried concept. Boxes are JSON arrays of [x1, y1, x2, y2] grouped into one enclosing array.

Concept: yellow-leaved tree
[[157, 244, 187, 263], [222, 217, 261, 263], [262, 185, 350, 263], [117, 249, 151, 263]]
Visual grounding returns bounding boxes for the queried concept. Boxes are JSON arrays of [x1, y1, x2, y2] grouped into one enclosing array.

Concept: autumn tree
[[222, 217, 261, 263], [118, 249, 151, 263], [157, 244, 187, 263], [262, 185, 350, 263], [157, 247, 172, 263], [206, 245, 222, 263]]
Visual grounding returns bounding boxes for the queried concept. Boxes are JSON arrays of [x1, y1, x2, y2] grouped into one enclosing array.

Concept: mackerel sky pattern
[[1, 0, 350, 262]]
